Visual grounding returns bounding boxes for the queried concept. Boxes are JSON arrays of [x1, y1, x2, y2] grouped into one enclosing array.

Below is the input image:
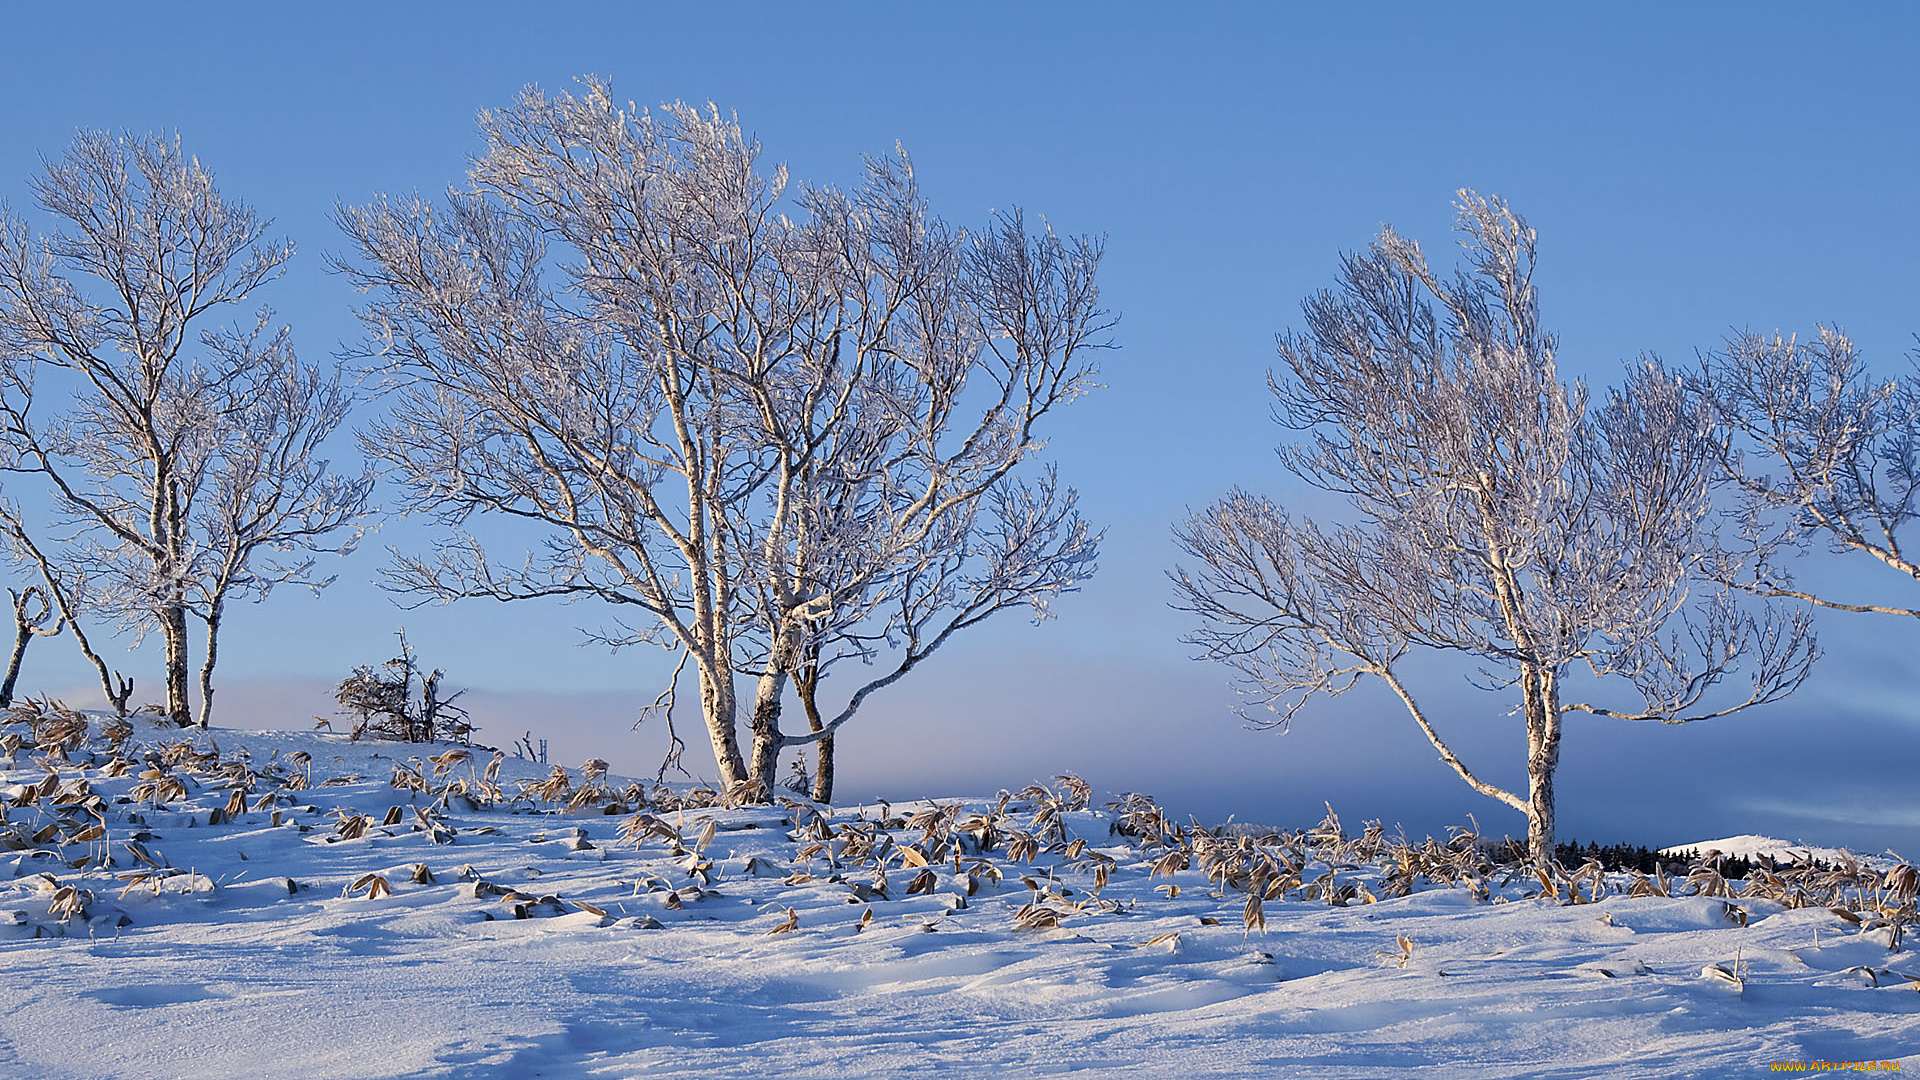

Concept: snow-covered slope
[[1661, 834, 1891, 869], [0, 719, 1914, 1079]]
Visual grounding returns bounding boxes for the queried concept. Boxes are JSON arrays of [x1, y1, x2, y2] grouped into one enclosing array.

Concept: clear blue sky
[[3, 3, 1916, 851]]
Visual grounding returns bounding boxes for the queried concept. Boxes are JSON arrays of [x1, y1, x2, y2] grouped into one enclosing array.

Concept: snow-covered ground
[[1, 717, 1915, 1079]]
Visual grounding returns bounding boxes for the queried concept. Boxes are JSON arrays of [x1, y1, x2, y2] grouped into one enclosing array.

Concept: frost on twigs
[[334, 77, 1111, 799], [1698, 327, 1920, 622], [1172, 191, 1816, 865], [0, 131, 372, 729], [335, 631, 473, 746]]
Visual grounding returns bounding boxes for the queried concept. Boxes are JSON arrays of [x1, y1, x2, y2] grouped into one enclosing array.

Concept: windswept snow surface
[[0, 722, 1914, 1079]]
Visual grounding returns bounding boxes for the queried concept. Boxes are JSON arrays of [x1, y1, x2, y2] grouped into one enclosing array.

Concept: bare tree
[[1697, 327, 1920, 617], [0, 450, 63, 711], [338, 79, 1107, 795], [1171, 192, 1816, 865], [0, 131, 366, 727], [734, 199, 1109, 793], [187, 316, 373, 726], [782, 467, 1099, 802], [0, 584, 60, 707], [0, 507, 134, 715]]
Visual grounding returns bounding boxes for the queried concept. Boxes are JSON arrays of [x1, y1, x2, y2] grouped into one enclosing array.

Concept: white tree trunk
[[697, 659, 748, 787], [1523, 668, 1563, 866], [746, 626, 800, 790]]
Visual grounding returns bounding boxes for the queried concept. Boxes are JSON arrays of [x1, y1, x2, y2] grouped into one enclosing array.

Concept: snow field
[[0, 719, 1915, 1079]]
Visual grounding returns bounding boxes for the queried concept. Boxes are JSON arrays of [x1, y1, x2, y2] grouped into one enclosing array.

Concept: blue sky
[[3, 3, 1916, 851]]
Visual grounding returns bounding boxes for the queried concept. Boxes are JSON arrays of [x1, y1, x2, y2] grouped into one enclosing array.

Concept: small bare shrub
[[334, 630, 473, 744]]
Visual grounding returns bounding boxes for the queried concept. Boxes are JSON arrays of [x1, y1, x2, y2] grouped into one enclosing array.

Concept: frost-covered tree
[[778, 463, 1098, 803], [1697, 327, 1920, 618], [338, 79, 1108, 795], [186, 317, 373, 726], [0, 131, 370, 727], [0, 584, 59, 708], [0, 507, 135, 715], [737, 201, 1105, 799], [1171, 192, 1816, 865]]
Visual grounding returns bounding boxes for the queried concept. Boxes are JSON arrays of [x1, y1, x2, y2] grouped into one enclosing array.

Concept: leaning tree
[[0, 131, 370, 726], [340, 79, 1108, 796], [1172, 192, 1816, 864]]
